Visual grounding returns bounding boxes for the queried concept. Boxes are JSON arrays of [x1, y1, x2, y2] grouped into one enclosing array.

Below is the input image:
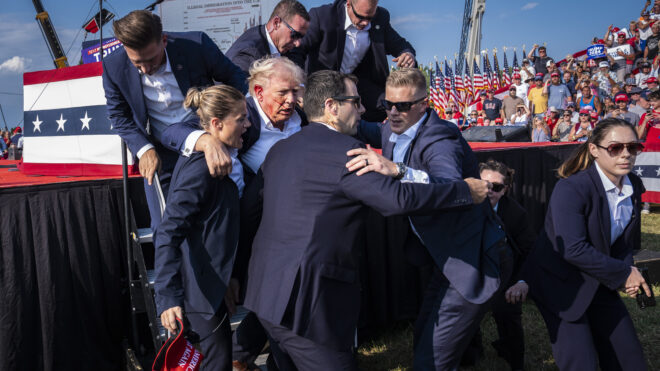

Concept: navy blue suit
[[243, 122, 473, 369], [102, 31, 247, 229], [225, 25, 304, 73], [381, 110, 507, 370], [524, 164, 647, 370], [154, 152, 240, 370], [291, 0, 416, 121]]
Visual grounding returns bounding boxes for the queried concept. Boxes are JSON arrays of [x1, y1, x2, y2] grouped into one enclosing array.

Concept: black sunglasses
[[350, 3, 374, 21], [281, 18, 304, 40], [381, 97, 426, 112], [333, 95, 361, 107], [595, 142, 644, 156], [579, 113, 590, 117], [491, 182, 506, 192]]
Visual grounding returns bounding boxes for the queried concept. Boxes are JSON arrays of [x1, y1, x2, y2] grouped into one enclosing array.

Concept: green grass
[[357, 211, 660, 370]]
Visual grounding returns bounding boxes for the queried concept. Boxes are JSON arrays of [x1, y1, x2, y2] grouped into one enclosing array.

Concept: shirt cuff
[[136, 143, 155, 159], [400, 167, 430, 184], [183, 130, 206, 157]]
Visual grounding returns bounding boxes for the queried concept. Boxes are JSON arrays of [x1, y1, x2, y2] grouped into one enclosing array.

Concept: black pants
[[258, 317, 358, 371], [536, 285, 647, 371], [490, 292, 524, 370], [231, 311, 268, 364], [187, 305, 232, 371]]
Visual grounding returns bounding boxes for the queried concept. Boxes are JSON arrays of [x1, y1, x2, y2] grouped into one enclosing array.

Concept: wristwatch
[[394, 162, 407, 180]]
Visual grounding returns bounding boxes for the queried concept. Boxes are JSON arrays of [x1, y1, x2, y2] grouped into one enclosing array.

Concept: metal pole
[[0, 104, 8, 131]]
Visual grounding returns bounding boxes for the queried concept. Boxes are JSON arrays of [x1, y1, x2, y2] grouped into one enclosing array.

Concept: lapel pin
[[176, 64, 183, 70], [375, 25, 380, 30]]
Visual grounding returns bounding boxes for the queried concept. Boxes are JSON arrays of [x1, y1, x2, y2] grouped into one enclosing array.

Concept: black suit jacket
[[225, 25, 304, 74], [496, 195, 536, 283], [153, 153, 240, 320], [243, 122, 473, 350], [381, 110, 505, 304], [291, 0, 415, 121], [524, 164, 644, 321]]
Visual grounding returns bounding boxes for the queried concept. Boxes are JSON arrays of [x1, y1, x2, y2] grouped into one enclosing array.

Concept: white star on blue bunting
[[56, 113, 67, 132], [80, 111, 92, 131], [32, 115, 43, 133]]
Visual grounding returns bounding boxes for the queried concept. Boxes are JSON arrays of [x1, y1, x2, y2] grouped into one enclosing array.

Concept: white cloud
[[0, 56, 31, 74], [521, 2, 539, 10]]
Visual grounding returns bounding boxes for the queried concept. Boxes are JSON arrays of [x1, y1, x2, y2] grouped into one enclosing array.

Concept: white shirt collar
[[252, 96, 300, 131], [344, 5, 371, 31], [594, 161, 633, 196], [318, 122, 339, 132], [264, 25, 280, 56], [389, 113, 427, 143]]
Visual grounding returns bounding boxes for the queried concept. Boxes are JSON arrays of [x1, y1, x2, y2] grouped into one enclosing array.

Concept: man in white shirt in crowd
[[512, 73, 529, 106]]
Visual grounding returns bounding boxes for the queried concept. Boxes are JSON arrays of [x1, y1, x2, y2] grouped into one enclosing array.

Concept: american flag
[[483, 53, 493, 90], [454, 57, 464, 91], [445, 61, 462, 108], [22, 62, 137, 176], [492, 52, 502, 90], [443, 61, 451, 95], [434, 61, 447, 113], [464, 58, 473, 100], [512, 50, 521, 75], [502, 51, 512, 86], [473, 58, 484, 91]]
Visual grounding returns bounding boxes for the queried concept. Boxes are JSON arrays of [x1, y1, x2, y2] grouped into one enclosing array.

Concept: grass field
[[356, 211, 660, 370]]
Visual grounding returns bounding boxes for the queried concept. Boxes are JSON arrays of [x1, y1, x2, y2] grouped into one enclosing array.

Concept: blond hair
[[386, 68, 426, 95], [248, 56, 305, 96], [183, 85, 245, 129]]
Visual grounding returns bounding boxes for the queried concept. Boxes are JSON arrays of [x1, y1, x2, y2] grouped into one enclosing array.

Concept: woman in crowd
[[511, 104, 530, 125], [524, 118, 650, 370], [552, 111, 573, 142], [569, 109, 594, 142], [532, 116, 550, 142], [479, 160, 536, 371], [154, 84, 250, 370]]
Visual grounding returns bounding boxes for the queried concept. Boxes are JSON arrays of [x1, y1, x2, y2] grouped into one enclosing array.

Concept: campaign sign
[[81, 38, 124, 64], [607, 44, 633, 61], [587, 44, 607, 60]]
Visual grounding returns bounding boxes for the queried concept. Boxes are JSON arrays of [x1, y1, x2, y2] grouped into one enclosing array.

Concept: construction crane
[[458, 0, 485, 72], [32, 0, 69, 69]]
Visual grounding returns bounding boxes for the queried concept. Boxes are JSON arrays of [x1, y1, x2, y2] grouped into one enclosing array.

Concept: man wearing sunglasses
[[346, 68, 505, 369], [226, 0, 310, 74], [290, 0, 417, 122]]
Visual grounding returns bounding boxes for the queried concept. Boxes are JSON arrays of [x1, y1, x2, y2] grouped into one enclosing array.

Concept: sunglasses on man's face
[[350, 4, 374, 21], [595, 142, 644, 156], [491, 183, 506, 192], [381, 97, 426, 112], [281, 18, 304, 40], [333, 95, 361, 107]]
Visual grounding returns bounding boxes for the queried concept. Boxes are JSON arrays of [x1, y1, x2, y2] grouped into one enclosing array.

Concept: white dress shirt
[[138, 50, 203, 158], [340, 6, 371, 74], [241, 96, 302, 173], [265, 25, 280, 57], [594, 162, 634, 244], [228, 148, 245, 198], [389, 113, 430, 184]]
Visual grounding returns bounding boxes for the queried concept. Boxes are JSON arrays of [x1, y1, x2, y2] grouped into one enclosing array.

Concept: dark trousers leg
[[231, 311, 268, 364], [187, 306, 232, 371], [536, 286, 647, 371], [413, 267, 489, 371], [258, 317, 358, 371], [491, 295, 524, 370]]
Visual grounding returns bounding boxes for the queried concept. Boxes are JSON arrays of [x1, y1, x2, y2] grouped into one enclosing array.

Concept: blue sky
[[0, 0, 644, 127]]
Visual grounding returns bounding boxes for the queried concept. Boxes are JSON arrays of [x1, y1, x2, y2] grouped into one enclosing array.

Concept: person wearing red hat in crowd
[[635, 60, 658, 88], [542, 60, 558, 84], [10, 127, 23, 150], [640, 75, 660, 106], [528, 73, 548, 119], [577, 82, 603, 116], [605, 93, 641, 126], [545, 71, 572, 113], [604, 28, 638, 82], [528, 44, 552, 75], [483, 88, 503, 123], [511, 73, 529, 105], [569, 108, 594, 142], [643, 21, 660, 61]]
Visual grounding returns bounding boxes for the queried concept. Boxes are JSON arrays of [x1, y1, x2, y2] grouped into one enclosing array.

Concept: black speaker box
[[461, 126, 530, 142]]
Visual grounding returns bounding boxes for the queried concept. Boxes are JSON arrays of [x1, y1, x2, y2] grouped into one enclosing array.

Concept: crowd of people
[[93, 1, 654, 370], [0, 127, 23, 159]]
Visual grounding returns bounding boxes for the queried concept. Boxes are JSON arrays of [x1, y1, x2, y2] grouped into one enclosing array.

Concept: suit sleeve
[[202, 32, 248, 94], [288, 6, 323, 66], [160, 119, 204, 153], [153, 159, 214, 316], [355, 120, 383, 148], [419, 135, 464, 181], [547, 180, 631, 290], [340, 145, 472, 216], [227, 47, 259, 75], [380, 9, 416, 61], [102, 63, 152, 156]]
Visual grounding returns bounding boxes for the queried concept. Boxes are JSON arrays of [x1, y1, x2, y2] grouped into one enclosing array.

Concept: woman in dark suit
[[154, 85, 250, 370], [525, 118, 651, 370]]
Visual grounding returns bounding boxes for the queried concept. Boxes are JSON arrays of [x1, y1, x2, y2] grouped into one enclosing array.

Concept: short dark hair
[[304, 70, 358, 120], [269, 0, 310, 22], [479, 159, 514, 187], [648, 90, 660, 101], [113, 10, 162, 50]]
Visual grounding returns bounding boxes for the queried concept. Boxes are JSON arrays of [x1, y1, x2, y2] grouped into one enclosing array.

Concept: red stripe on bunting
[[23, 62, 103, 85]]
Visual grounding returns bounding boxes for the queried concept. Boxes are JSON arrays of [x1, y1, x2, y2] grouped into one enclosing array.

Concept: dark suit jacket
[[381, 109, 504, 304], [496, 195, 536, 283], [102, 31, 248, 156], [524, 164, 644, 321], [225, 25, 304, 73], [244, 122, 473, 350], [153, 153, 240, 320], [292, 0, 415, 121]]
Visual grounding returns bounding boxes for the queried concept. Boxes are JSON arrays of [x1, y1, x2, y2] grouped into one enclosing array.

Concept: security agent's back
[[244, 122, 473, 350]]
